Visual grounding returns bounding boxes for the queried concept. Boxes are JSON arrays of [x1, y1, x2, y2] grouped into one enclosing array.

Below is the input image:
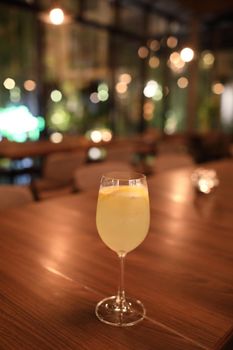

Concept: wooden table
[[0, 160, 232, 349]]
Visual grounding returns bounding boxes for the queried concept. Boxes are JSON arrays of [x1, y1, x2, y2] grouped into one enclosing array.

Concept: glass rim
[[101, 171, 146, 181]]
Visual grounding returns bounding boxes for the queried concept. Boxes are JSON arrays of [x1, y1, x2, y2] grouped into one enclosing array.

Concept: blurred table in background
[[0, 159, 232, 349], [0, 128, 161, 160], [0, 136, 91, 159], [0, 134, 161, 182]]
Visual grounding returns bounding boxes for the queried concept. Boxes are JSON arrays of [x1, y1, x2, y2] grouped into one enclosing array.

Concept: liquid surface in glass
[[96, 184, 150, 254]]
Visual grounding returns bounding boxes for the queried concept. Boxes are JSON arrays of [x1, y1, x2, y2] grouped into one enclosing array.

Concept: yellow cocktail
[[95, 172, 150, 327], [96, 185, 149, 254]]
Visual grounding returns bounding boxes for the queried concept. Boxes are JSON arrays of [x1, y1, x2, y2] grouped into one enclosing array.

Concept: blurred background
[[0, 0, 233, 190]]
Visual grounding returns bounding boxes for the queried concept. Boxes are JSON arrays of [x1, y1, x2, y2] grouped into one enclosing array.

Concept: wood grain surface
[[0, 159, 232, 349]]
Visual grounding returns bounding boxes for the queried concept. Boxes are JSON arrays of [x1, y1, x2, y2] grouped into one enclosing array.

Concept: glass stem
[[117, 252, 126, 310]]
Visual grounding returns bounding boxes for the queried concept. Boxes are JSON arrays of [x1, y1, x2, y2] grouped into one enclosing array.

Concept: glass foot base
[[95, 296, 146, 327]]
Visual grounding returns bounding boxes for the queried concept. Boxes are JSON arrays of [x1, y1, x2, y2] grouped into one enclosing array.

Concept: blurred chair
[[154, 153, 194, 173], [74, 161, 132, 192], [131, 128, 161, 175], [134, 128, 160, 153], [153, 137, 194, 173], [31, 151, 86, 200], [187, 132, 231, 164], [0, 185, 34, 211]]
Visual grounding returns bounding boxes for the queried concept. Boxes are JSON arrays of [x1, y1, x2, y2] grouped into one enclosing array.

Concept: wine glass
[[95, 171, 150, 326]]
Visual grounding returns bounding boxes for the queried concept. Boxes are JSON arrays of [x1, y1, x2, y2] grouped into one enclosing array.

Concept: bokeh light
[[102, 129, 112, 142], [0, 105, 44, 142], [138, 46, 149, 59], [212, 82, 224, 95], [95, 83, 109, 101], [50, 108, 70, 131], [149, 56, 160, 69], [98, 83, 108, 92], [167, 36, 178, 49], [149, 40, 160, 52], [143, 101, 154, 121], [87, 129, 112, 144], [201, 51, 215, 68], [164, 112, 177, 134], [170, 52, 181, 65], [3, 78, 15, 90], [49, 8, 64, 25], [119, 73, 132, 84], [143, 80, 158, 98], [10, 87, 21, 103], [116, 82, 128, 94], [90, 130, 102, 143], [90, 92, 99, 103], [177, 77, 189, 88], [180, 47, 194, 62], [50, 132, 63, 143], [88, 147, 102, 161], [24, 80, 36, 91], [51, 90, 62, 102], [98, 90, 109, 102], [152, 87, 163, 101], [168, 52, 185, 72]]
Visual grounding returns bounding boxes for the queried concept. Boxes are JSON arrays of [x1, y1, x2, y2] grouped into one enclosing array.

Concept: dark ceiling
[[0, 0, 233, 49], [135, 0, 233, 49], [139, 0, 233, 17]]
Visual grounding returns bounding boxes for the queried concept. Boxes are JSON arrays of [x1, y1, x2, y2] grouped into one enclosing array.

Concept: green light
[[38, 116, 45, 130], [98, 83, 108, 92], [98, 90, 109, 102], [28, 129, 40, 141], [10, 87, 21, 103], [152, 86, 163, 101], [49, 106, 71, 131], [0, 105, 45, 142], [14, 133, 27, 142]]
